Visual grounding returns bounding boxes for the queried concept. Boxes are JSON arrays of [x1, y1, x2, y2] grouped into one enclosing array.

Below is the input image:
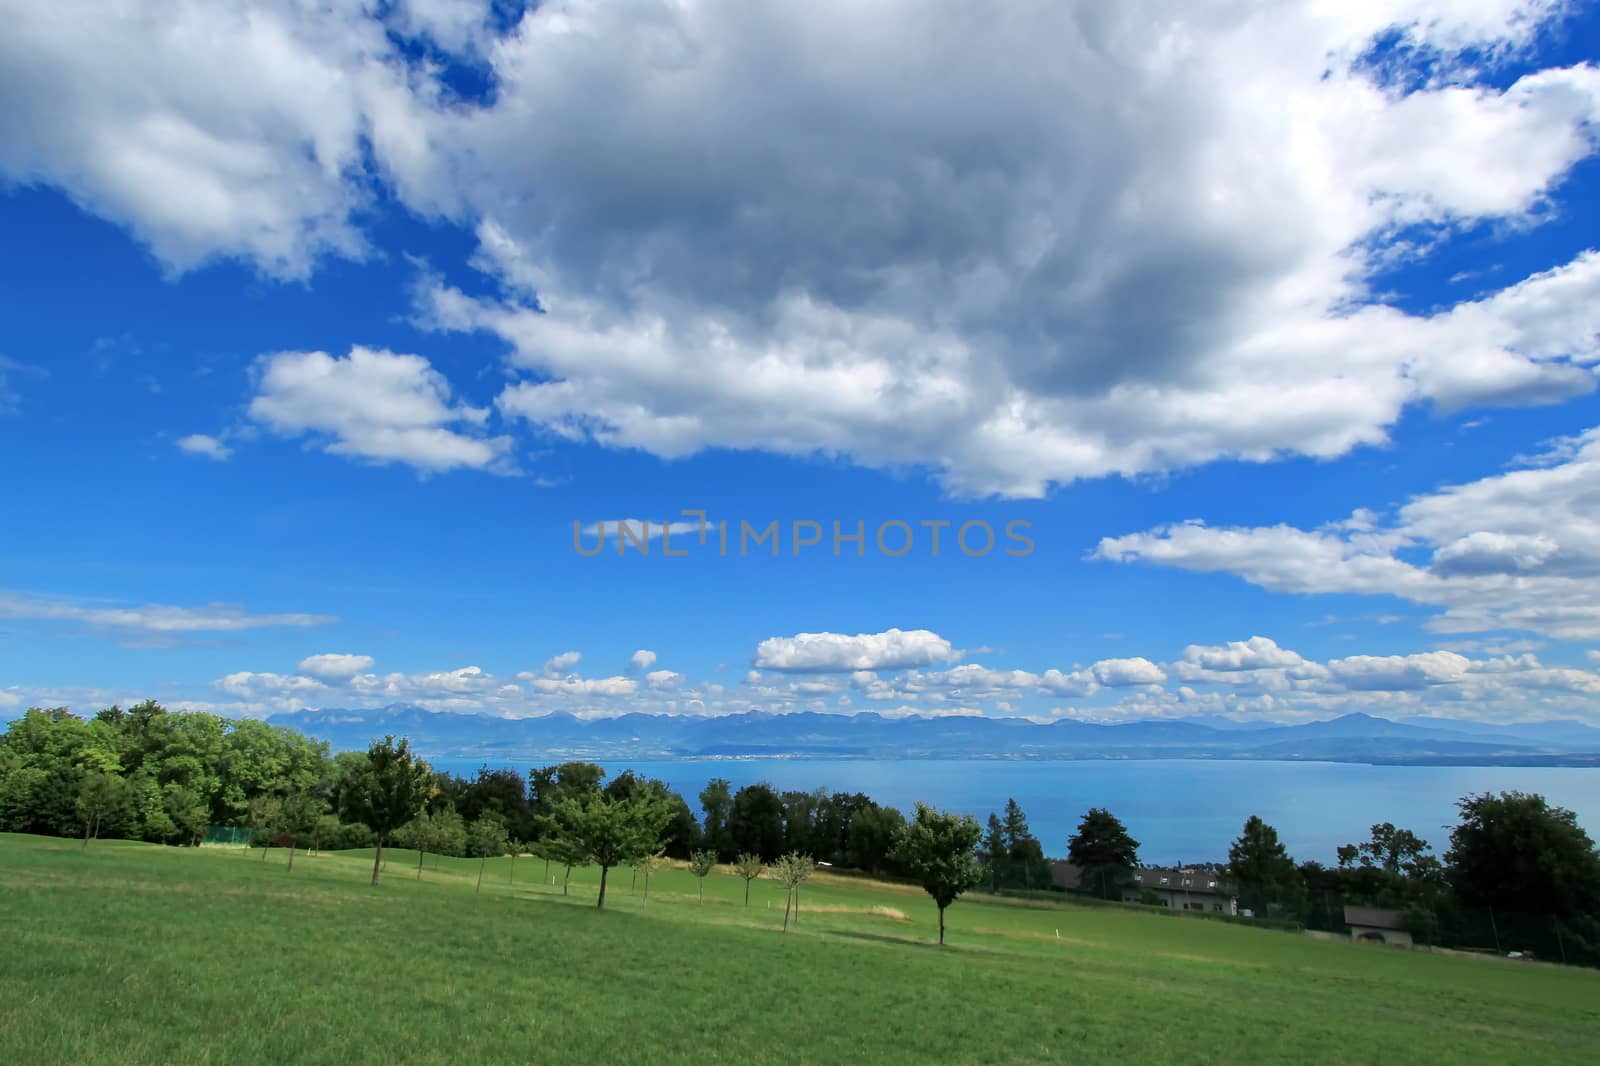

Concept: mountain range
[[264, 707, 1600, 767]]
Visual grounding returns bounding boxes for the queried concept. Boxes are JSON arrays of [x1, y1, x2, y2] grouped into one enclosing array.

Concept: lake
[[430, 757, 1600, 865]]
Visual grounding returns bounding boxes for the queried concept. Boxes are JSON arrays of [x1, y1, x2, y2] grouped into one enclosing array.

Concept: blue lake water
[[431, 757, 1600, 865]]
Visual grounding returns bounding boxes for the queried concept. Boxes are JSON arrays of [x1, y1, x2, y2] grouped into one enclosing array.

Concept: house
[[1051, 861, 1239, 915], [1344, 905, 1413, 946]]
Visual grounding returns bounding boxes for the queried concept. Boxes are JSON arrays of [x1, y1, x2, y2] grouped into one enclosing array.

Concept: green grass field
[[3, 833, 1596, 1064]]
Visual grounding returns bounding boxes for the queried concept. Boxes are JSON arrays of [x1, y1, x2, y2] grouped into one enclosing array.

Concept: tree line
[[5, 701, 1597, 958], [0, 704, 988, 943]]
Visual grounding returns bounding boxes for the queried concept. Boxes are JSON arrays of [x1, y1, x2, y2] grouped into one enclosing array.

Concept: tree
[[772, 852, 815, 932], [1001, 798, 1048, 889], [734, 851, 765, 906], [1067, 807, 1140, 901], [634, 849, 665, 907], [540, 834, 589, 896], [76, 773, 128, 853], [552, 790, 671, 909], [700, 779, 733, 860], [337, 736, 430, 886], [1348, 822, 1433, 877], [728, 783, 785, 861], [1446, 791, 1600, 920], [892, 803, 984, 945], [276, 791, 323, 872], [846, 803, 905, 875], [1227, 815, 1300, 917], [689, 848, 717, 902], [981, 813, 1008, 892], [468, 813, 511, 894]]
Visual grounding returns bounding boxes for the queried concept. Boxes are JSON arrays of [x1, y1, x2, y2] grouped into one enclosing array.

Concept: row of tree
[[5, 702, 1597, 957]]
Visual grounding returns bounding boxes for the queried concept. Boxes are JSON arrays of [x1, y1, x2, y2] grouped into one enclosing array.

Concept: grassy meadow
[[2, 832, 1596, 1064]]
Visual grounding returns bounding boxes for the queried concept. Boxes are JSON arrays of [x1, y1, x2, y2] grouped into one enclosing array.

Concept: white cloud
[[9, 4, 1600, 494], [0, 0, 432, 278], [176, 433, 232, 461], [541, 651, 582, 675], [645, 669, 681, 688], [629, 649, 657, 670], [248, 347, 514, 474], [753, 628, 958, 672], [0, 589, 334, 638], [415, 2, 1600, 496], [1096, 424, 1600, 639], [1089, 657, 1170, 687], [296, 653, 376, 681]]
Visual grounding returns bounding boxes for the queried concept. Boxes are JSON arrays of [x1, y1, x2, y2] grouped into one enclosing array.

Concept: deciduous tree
[[772, 852, 815, 931], [469, 813, 511, 894], [734, 851, 765, 905], [689, 848, 717, 902], [552, 790, 671, 909], [893, 803, 984, 945], [337, 736, 430, 886], [1446, 791, 1600, 920]]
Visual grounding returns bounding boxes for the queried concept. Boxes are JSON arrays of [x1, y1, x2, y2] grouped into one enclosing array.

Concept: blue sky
[[3, 0, 1600, 726]]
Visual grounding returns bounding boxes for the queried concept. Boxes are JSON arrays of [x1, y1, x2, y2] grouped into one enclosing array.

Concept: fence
[[202, 825, 256, 847]]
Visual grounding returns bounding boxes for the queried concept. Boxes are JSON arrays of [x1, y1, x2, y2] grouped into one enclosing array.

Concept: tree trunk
[[261, 838, 270, 861], [509, 852, 516, 884], [544, 856, 551, 880], [794, 886, 799, 925], [287, 840, 296, 873], [371, 838, 384, 886], [597, 864, 610, 909], [563, 865, 572, 896], [416, 846, 425, 880], [783, 889, 792, 931], [745, 878, 751, 906], [698, 880, 704, 903], [642, 868, 650, 908], [82, 814, 93, 854], [938, 904, 947, 945], [477, 855, 486, 894]]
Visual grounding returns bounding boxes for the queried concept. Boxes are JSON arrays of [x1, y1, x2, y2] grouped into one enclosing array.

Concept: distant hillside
[[264, 706, 1600, 766]]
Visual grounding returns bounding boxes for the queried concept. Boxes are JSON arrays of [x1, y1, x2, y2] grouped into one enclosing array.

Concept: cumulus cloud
[[539, 651, 582, 675], [414, 2, 1600, 496], [0, 0, 433, 278], [629, 649, 657, 671], [296, 653, 376, 681], [7, 4, 1598, 495], [753, 628, 959, 672], [248, 347, 514, 474], [1096, 425, 1600, 639], [175, 433, 232, 461]]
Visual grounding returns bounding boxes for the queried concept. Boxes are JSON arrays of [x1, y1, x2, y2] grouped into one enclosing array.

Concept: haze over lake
[[434, 757, 1600, 865]]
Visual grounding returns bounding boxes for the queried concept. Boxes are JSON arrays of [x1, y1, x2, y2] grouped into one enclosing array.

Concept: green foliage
[[76, 772, 131, 850], [1446, 791, 1600, 920], [552, 789, 672, 908], [699, 778, 733, 860], [733, 851, 765, 905], [771, 852, 816, 931], [337, 736, 430, 885], [1228, 815, 1301, 917], [689, 848, 717, 902], [1067, 807, 1140, 901], [728, 782, 784, 862], [892, 802, 985, 944]]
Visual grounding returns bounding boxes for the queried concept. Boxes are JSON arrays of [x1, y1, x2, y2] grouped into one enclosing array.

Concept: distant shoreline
[[423, 751, 1600, 769]]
